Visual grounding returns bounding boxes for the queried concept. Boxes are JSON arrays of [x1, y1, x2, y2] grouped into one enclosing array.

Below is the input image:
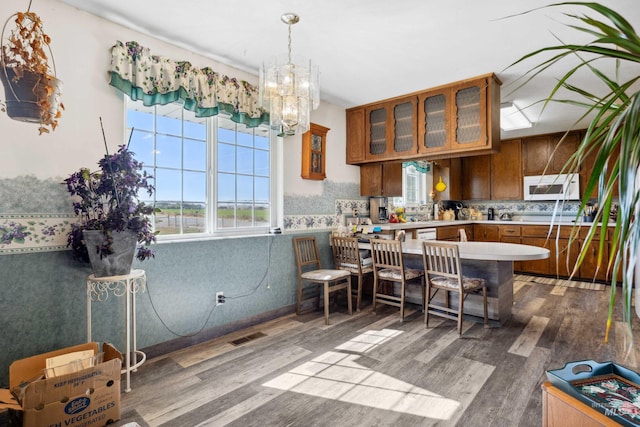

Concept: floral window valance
[[108, 41, 269, 128], [403, 160, 431, 173]]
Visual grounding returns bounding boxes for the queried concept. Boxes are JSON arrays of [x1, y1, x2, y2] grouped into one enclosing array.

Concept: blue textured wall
[[0, 230, 336, 387]]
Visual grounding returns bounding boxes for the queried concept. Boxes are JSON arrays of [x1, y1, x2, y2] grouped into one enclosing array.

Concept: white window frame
[[125, 97, 283, 241]]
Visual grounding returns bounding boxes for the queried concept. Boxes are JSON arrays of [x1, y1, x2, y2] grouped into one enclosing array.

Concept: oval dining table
[[359, 238, 550, 325]]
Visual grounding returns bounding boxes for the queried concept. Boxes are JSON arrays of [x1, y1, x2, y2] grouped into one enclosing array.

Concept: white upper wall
[[0, 0, 359, 192]]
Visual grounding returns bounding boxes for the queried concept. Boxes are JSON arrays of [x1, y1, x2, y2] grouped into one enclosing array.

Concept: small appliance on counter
[[488, 207, 495, 220], [369, 196, 389, 224], [440, 200, 465, 220]]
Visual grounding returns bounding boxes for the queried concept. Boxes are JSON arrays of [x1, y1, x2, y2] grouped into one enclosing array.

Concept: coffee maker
[[369, 197, 389, 223]]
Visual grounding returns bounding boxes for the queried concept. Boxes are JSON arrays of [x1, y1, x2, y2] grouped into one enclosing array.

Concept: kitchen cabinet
[[521, 225, 554, 275], [345, 74, 500, 165], [346, 108, 365, 164], [364, 96, 418, 161], [418, 73, 501, 159], [500, 229, 522, 272], [360, 162, 403, 196], [545, 225, 578, 278], [578, 227, 609, 282], [491, 138, 523, 200], [500, 225, 523, 270], [474, 224, 499, 242], [462, 155, 491, 200], [436, 224, 473, 241], [433, 158, 463, 201], [581, 142, 619, 199], [522, 131, 580, 176]]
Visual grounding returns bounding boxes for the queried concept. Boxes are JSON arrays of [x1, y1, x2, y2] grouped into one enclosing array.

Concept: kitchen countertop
[[368, 218, 612, 231]]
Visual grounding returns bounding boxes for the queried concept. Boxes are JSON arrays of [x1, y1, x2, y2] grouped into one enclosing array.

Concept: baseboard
[[141, 304, 295, 359]]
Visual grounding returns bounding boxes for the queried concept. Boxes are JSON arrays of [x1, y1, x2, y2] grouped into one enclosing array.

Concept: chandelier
[[259, 13, 320, 136]]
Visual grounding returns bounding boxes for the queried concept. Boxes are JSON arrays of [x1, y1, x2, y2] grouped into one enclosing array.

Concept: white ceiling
[[61, 0, 640, 139]]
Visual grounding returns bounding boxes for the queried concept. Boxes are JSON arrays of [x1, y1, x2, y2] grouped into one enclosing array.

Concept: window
[[392, 163, 432, 207], [126, 99, 277, 238]]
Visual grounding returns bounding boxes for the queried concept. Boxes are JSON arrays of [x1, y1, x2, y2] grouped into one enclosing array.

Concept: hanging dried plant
[[1, 11, 64, 134]]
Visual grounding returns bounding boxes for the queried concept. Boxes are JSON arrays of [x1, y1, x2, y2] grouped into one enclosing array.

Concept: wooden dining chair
[[331, 235, 373, 311], [293, 236, 352, 325], [421, 241, 488, 335], [370, 239, 424, 323]]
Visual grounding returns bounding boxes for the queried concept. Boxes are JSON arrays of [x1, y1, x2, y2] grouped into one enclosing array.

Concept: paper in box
[[0, 342, 122, 427]]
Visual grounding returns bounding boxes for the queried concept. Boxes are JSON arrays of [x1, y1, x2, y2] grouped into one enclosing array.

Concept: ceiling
[[60, 0, 640, 138]]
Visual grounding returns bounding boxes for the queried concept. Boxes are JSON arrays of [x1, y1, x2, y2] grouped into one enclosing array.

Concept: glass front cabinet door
[[301, 123, 330, 180], [365, 96, 418, 161], [418, 74, 500, 157]]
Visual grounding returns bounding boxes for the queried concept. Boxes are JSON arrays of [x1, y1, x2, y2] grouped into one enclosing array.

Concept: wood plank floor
[[107, 274, 640, 427]]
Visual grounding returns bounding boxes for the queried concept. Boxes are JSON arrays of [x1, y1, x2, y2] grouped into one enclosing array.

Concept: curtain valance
[[402, 160, 431, 173], [108, 41, 269, 128]]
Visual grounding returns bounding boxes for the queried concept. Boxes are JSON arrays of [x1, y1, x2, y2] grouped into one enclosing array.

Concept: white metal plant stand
[[86, 269, 147, 392]]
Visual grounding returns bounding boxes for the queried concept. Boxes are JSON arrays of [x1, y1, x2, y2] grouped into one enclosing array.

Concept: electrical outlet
[[216, 291, 225, 306]]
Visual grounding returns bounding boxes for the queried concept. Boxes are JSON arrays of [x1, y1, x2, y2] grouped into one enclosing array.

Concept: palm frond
[[511, 2, 640, 351]]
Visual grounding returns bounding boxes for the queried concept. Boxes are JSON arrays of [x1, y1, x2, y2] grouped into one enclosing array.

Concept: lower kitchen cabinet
[[499, 224, 522, 271], [575, 227, 609, 282], [474, 224, 499, 242], [521, 237, 553, 275], [437, 225, 467, 241]]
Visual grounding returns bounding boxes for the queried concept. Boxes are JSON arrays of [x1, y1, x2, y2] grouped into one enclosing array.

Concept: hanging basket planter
[[0, 10, 64, 134], [0, 66, 62, 123]]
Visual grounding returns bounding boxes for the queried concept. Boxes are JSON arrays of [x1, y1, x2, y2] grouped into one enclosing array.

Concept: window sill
[[155, 229, 274, 245]]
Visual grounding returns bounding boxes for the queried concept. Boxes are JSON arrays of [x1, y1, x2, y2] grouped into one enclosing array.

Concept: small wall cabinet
[[301, 123, 330, 180]]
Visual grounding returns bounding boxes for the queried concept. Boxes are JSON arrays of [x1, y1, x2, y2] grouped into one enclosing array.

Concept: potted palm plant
[[0, 9, 63, 134], [511, 2, 640, 344], [64, 120, 157, 277]]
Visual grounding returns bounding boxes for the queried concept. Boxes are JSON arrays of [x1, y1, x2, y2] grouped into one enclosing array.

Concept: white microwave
[[523, 174, 580, 201]]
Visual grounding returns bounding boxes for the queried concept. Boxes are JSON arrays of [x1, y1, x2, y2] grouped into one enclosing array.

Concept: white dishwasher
[[416, 228, 437, 241]]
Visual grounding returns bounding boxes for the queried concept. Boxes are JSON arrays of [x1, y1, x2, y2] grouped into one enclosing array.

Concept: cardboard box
[[0, 342, 122, 427]]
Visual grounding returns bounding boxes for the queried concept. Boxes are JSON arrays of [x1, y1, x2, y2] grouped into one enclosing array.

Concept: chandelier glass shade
[[259, 13, 320, 136]]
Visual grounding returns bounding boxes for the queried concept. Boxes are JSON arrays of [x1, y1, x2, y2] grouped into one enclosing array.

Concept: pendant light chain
[[287, 20, 292, 64], [259, 12, 319, 136]]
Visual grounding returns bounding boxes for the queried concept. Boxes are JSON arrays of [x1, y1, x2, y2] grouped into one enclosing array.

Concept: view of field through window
[[127, 101, 271, 236]]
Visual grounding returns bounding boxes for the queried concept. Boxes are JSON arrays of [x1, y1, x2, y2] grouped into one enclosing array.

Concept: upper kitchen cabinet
[[364, 96, 418, 161], [418, 73, 501, 159], [522, 130, 581, 176], [491, 138, 523, 200], [345, 73, 500, 165], [346, 108, 366, 164], [461, 155, 491, 200], [360, 162, 403, 197]]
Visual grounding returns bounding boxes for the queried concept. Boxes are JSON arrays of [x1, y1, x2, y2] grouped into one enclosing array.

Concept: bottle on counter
[[488, 207, 494, 220]]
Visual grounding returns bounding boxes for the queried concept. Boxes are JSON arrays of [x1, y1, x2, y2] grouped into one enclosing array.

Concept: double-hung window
[[126, 99, 276, 238]]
